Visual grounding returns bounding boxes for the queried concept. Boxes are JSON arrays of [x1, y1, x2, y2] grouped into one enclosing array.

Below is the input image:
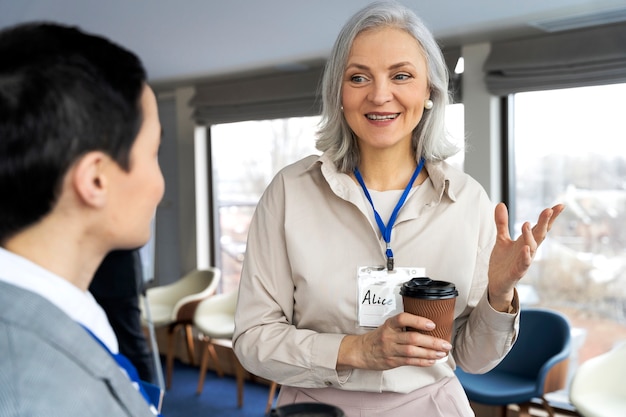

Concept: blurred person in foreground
[[233, 2, 564, 416], [0, 22, 165, 416], [90, 249, 156, 384]]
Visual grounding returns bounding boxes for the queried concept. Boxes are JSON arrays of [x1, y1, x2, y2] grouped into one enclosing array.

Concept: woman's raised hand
[[487, 202, 565, 311]]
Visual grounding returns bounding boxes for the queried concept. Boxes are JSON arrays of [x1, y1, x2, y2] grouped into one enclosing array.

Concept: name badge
[[357, 266, 425, 327]]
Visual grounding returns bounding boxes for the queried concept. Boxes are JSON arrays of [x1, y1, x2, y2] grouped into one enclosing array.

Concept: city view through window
[[512, 84, 626, 384], [211, 116, 321, 293]]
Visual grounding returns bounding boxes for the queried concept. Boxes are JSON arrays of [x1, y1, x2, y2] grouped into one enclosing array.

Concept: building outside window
[[510, 83, 626, 388], [211, 116, 321, 292]]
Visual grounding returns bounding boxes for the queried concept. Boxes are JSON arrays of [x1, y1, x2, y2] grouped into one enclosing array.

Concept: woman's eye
[[394, 73, 412, 81], [350, 75, 367, 83]]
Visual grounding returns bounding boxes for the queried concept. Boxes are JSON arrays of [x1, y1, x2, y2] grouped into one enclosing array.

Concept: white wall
[[462, 42, 502, 203], [153, 88, 198, 286]]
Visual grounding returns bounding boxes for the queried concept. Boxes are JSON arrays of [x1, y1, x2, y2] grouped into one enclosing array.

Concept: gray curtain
[[484, 22, 626, 96], [190, 65, 324, 125]]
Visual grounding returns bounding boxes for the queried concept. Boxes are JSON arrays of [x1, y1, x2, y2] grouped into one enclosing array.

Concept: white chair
[[141, 267, 221, 389], [194, 288, 282, 412], [193, 289, 246, 406], [569, 342, 626, 417]]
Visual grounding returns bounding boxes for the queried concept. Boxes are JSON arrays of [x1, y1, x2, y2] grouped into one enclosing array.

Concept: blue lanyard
[[354, 158, 425, 271], [81, 326, 163, 416]]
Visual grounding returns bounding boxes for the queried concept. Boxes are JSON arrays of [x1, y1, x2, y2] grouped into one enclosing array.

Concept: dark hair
[[0, 22, 147, 242]]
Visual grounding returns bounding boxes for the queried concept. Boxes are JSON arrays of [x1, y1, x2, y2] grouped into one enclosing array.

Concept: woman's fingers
[[383, 313, 452, 364], [528, 204, 565, 249], [494, 202, 511, 241]]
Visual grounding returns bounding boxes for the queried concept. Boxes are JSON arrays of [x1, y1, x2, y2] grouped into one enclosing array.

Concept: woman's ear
[[71, 151, 109, 208]]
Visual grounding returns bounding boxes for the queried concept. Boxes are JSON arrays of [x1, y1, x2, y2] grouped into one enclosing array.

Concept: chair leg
[[166, 323, 179, 390], [184, 324, 196, 366], [207, 342, 223, 377], [196, 339, 211, 394], [231, 350, 246, 408], [540, 397, 556, 417], [265, 381, 279, 415], [518, 403, 531, 417]]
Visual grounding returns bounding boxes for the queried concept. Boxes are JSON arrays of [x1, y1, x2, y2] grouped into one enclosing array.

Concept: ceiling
[[2, 0, 626, 87]]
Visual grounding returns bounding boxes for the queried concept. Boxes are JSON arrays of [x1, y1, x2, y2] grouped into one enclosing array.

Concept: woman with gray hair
[[234, 1, 563, 415]]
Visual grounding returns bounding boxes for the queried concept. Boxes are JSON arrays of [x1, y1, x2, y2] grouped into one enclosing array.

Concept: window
[[511, 83, 626, 386], [211, 116, 321, 292], [446, 103, 465, 171]]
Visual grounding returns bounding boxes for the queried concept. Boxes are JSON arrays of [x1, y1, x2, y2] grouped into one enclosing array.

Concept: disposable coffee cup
[[400, 277, 458, 343]]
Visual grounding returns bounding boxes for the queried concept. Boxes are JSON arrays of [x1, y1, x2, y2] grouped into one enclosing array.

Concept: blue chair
[[455, 308, 571, 417]]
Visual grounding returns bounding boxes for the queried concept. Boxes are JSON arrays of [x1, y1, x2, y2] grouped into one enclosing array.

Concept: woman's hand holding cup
[[337, 312, 452, 371]]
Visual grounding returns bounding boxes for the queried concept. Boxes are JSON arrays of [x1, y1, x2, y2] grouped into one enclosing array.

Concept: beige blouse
[[233, 153, 519, 394]]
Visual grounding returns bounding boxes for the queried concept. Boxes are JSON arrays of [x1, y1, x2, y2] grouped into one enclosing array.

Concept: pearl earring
[[340, 106, 344, 111], [424, 99, 433, 110]]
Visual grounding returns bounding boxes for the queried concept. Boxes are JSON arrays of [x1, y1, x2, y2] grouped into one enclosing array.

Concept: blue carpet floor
[[160, 359, 276, 417]]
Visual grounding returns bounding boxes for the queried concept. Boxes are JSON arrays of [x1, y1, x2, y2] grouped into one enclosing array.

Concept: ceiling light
[[454, 57, 464, 74]]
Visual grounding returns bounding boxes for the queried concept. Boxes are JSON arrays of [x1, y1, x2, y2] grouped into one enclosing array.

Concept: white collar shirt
[[0, 247, 119, 353]]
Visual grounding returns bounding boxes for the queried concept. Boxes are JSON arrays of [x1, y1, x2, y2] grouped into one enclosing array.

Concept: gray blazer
[[0, 280, 156, 417]]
